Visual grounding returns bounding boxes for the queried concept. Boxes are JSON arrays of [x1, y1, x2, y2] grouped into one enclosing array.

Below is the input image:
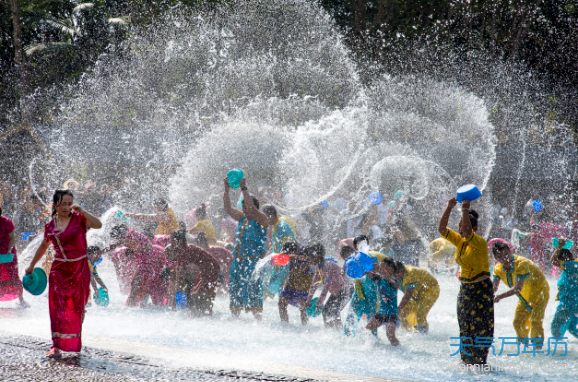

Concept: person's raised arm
[[438, 197, 457, 235], [72, 205, 102, 229], [223, 177, 243, 222], [25, 239, 51, 275], [239, 178, 269, 228], [460, 199, 473, 238]]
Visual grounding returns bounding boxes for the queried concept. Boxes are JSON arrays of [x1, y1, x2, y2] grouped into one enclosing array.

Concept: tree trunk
[[10, 0, 22, 70]]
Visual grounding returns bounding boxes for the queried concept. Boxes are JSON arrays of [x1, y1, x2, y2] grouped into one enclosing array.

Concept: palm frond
[[108, 16, 130, 26], [25, 42, 79, 56], [73, 3, 94, 13], [44, 19, 80, 37]]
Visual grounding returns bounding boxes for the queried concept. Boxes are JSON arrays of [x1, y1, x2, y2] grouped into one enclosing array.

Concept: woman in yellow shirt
[[124, 198, 180, 235], [190, 203, 217, 244], [438, 196, 493, 365]]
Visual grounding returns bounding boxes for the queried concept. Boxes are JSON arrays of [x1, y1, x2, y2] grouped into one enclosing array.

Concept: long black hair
[[196, 203, 207, 219], [51, 189, 74, 217], [468, 209, 479, 228]]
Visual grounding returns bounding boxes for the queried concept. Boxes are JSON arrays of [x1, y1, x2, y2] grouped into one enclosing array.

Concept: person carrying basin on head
[[438, 196, 493, 365], [491, 240, 549, 348], [165, 229, 220, 316], [123, 198, 180, 235], [0, 206, 29, 308], [278, 241, 315, 325], [549, 238, 578, 339], [305, 242, 350, 329], [25, 189, 102, 358], [223, 176, 268, 320]]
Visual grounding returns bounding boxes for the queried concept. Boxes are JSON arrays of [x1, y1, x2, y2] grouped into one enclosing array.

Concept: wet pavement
[[0, 334, 320, 382]]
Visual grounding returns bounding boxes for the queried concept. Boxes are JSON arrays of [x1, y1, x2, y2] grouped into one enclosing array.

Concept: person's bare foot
[[46, 348, 61, 358], [19, 299, 30, 309]]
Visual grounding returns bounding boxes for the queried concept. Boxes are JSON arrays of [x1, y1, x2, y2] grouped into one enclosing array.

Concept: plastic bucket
[[355, 252, 375, 272], [368, 191, 383, 205], [227, 168, 244, 189], [176, 291, 187, 310], [271, 254, 290, 266], [0, 253, 14, 264], [319, 200, 330, 210], [22, 268, 47, 296], [21, 232, 36, 241], [553, 238, 573, 250], [94, 287, 109, 307], [116, 209, 131, 222], [393, 190, 404, 199], [306, 297, 323, 317], [344, 257, 365, 278], [456, 184, 482, 203], [532, 200, 543, 212]]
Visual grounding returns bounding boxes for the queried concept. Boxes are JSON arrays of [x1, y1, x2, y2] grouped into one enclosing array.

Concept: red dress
[[43, 212, 90, 352], [110, 247, 139, 295], [207, 245, 233, 293], [0, 215, 22, 301]]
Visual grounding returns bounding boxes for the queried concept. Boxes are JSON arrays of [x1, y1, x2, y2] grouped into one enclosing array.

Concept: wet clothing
[[376, 276, 398, 316], [43, 212, 91, 352], [110, 247, 139, 295], [152, 234, 170, 248], [398, 266, 439, 332], [428, 238, 456, 270], [271, 219, 295, 253], [206, 245, 233, 293], [306, 258, 345, 308], [493, 255, 549, 343], [322, 287, 352, 324], [229, 216, 267, 312], [280, 257, 314, 307], [443, 228, 490, 283], [551, 259, 578, 338], [0, 215, 22, 301], [194, 218, 217, 244], [156, 208, 180, 235], [529, 221, 567, 271], [457, 278, 494, 364], [263, 218, 294, 298]]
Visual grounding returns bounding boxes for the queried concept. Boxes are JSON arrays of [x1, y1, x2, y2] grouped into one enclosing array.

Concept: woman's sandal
[[46, 348, 62, 358]]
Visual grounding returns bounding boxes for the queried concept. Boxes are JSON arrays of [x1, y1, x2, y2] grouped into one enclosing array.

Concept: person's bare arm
[[460, 199, 473, 238], [7, 231, 15, 254], [25, 239, 51, 274], [438, 197, 457, 235], [167, 268, 178, 310], [91, 278, 99, 299], [72, 205, 102, 229], [93, 275, 108, 291], [398, 287, 414, 312], [239, 178, 269, 228], [495, 278, 525, 303], [492, 278, 500, 293], [223, 177, 243, 221]]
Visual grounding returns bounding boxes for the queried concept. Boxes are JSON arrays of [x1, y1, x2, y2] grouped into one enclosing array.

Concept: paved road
[[0, 334, 320, 382]]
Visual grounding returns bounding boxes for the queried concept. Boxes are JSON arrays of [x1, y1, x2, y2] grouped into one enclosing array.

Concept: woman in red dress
[[0, 206, 28, 307], [26, 189, 102, 358]]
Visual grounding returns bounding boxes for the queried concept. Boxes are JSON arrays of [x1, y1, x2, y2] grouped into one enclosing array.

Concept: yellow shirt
[[369, 251, 388, 262], [442, 228, 490, 283], [493, 255, 549, 311], [194, 218, 217, 244], [157, 208, 180, 235], [400, 265, 439, 301], [428, 238, 456, 266]]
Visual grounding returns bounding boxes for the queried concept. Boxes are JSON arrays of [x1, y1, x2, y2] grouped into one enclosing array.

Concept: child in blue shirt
[[365, 257, 401, 346], [549, 239, 578, 338]]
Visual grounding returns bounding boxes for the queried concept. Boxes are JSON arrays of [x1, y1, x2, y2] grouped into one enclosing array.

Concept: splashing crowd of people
[[1, 175, 577, 366]]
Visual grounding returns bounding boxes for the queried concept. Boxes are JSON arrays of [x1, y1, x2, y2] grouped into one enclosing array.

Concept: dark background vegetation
[[1, 0, 577, 135]]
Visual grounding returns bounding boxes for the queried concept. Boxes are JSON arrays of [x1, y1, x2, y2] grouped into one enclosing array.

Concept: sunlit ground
[[1, 259, 576, 382]]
